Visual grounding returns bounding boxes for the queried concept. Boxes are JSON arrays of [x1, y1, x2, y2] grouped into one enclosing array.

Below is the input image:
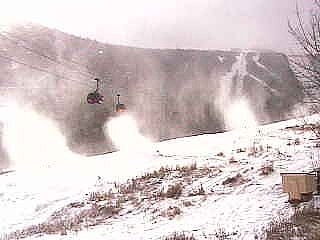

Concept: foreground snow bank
[[1, 115, 319, 239]]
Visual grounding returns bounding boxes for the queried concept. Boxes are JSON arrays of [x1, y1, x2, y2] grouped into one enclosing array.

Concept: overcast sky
[[0, 0, 315, 53]]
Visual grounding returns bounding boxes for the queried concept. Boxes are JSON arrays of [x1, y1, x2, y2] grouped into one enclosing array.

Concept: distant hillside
[[0, 23, 303, 160]]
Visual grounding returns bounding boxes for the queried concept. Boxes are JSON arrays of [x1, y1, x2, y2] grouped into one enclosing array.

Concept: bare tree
[[288, 1, 320, 107]]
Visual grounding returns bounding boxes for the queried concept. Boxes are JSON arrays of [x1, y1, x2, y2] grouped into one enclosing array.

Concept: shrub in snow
[[213, 227, 237, 239], [222, 173, 247, 186], [236, 148, 246, 153], [228, 156, 238, 164], [262, 205, 320, 240], [163, 183, 183, 198], [188, 184, 206, 196], [183, 200, 193, 207], [161, 206, 181, 219], [217, 152, 225, 157], [259, 161, 274, 176], [163, 231, 196, 240], [175, 162, 197, 172], [88, 191, 114, 202], [294, 138, 300, 145]]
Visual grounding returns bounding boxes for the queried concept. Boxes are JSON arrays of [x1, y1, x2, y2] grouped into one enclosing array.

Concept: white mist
[[105, 114, 153, 152], [0, 103, 70, 170]]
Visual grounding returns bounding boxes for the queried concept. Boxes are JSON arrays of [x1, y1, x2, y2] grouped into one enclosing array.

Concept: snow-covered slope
[[0, 23, 303, 157], [1, 115, 319, 240]]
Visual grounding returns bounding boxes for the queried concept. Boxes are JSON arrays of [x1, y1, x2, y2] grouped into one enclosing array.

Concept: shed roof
[[280, 172, 315, 176]]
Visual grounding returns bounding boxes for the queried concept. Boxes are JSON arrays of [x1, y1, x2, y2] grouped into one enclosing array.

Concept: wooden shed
[[281, 172, 316, 202]]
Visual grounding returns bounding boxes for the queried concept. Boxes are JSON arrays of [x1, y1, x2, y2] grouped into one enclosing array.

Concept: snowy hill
[[0, 23, 302, 160], [0, 114, 319, 240]]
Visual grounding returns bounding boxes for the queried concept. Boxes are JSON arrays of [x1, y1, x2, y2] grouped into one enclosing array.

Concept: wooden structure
[[281, 172, 316, 202]]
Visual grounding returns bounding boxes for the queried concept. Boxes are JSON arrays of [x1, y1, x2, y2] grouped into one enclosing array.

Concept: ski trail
[[248, 73, 280, 95], [216, 51, 248, 112], [252, 53, 273, 76], [231, 51, 248, 96], [237, 51, 280, 96], [218, 50, 280, 101], [252, 53, 281, 80]]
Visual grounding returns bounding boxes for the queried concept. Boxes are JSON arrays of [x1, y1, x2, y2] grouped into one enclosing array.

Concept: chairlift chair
[[87, 78, 104, 104], [115, 94, 126, 113]]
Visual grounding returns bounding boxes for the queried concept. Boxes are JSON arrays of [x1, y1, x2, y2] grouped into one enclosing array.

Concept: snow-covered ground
[[1, 115, 319, 240]]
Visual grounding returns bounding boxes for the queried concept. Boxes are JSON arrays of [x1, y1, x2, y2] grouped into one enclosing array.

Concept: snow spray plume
[[103, 114, 157, 182], [214, 52, 260, 131], [226, 98, 257, 130], [0, 103, 76, 173], [104, 114, 154, 152]]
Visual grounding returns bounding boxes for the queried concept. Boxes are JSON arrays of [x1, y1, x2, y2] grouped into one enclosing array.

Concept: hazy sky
[[0, 0, 315, 53]]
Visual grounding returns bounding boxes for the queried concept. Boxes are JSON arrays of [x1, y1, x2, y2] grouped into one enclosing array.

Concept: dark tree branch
[[288, 1, 320, 108]]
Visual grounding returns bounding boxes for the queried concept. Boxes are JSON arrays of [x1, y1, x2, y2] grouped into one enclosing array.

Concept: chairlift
[[115, 94, 126, 113], [87, 78, 104, 104]]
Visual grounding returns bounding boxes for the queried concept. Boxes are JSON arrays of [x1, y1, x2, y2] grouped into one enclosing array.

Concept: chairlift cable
[[0, 30, 114, 86], [0, 31, 97, 80], [0, 51, 92, 87]]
